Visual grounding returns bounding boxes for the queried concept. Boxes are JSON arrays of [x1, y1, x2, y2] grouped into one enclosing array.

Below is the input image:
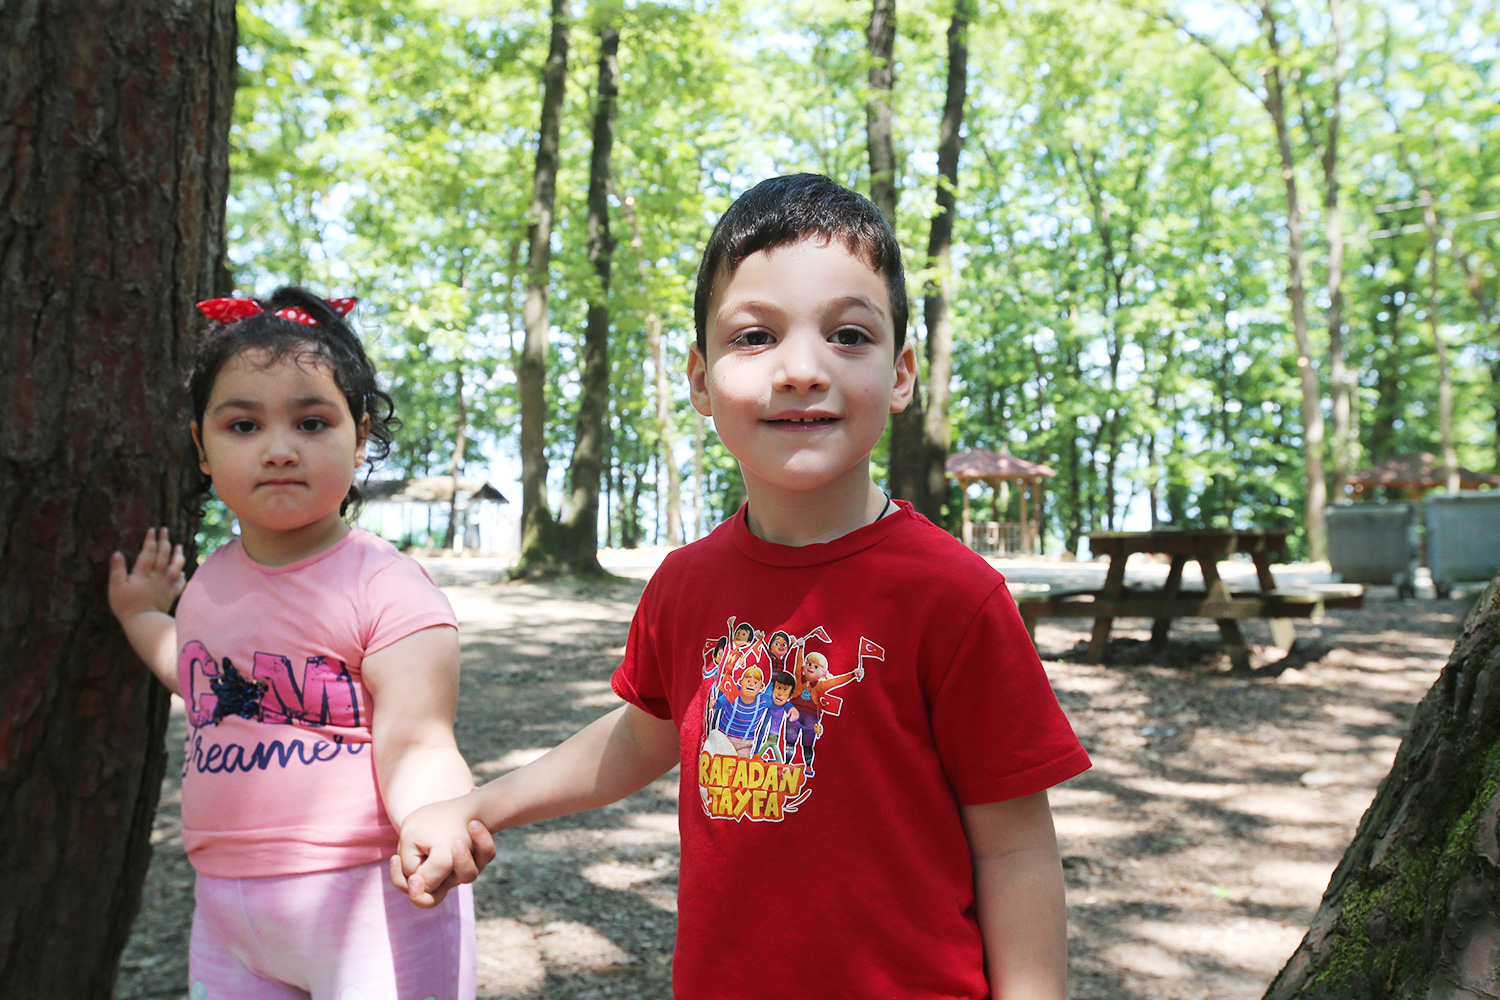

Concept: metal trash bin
[[1425, 491, 1500, 598], [1326, 501, 1419, 598]]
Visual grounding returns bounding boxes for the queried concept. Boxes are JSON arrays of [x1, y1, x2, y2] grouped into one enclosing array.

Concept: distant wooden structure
[[945, 449, 1056, 555], [1345, 452, 1500, 501], [360, 476, 512, 551]]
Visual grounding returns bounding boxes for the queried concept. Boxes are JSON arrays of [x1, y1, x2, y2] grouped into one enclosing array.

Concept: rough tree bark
[[0, 1, 234, 995], [515, 0, 569, 576], [1265, 574, 1500, 999], [558, 22, 620, 576]]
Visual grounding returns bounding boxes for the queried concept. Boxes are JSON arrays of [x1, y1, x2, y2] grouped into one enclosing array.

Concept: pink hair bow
[[196, 297, 357, 326]]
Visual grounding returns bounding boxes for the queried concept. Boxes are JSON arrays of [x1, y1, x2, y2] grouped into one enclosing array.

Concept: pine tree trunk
[[559, 23, 620, 576], [515, 0, 569, 576], [1265, 574, 1500, 1000], [0, 1, 234, 994]]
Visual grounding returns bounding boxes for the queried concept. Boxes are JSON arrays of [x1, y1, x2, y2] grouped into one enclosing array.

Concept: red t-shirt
[[612, 502, 1090, 999]]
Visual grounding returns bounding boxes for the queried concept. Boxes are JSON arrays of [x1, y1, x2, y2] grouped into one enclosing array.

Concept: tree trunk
[[444, 364, 467, 550], [1261, 0, 1328, 560], [1264, 574, 1500, 1000], [615, 184, 683, 547], [866, 0, 924, 508], [1422, 194, 1460, 493], [558, 23, 619, 576], [917, 0, 971, 525], [0, 2, 234, 995], [865, 0, 898, 227], [515, 0, 569, 576], [1453, 248, 1500, 472], [1323, 0, 1351, 494]]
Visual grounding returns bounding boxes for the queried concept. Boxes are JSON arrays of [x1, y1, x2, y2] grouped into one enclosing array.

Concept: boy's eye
[[832, 326, 871, 346], [732, 329, 774, 347]]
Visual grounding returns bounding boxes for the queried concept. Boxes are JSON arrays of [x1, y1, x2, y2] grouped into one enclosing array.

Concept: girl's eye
[[832, 326, 870, 346], [298, 416, 330, 433], [228, 419, 258, 434]]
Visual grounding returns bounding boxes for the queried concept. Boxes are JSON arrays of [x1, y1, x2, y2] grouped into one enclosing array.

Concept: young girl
[[108, 287, 486, 1000]]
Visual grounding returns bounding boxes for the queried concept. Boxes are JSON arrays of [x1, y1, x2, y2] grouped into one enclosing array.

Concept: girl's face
[[192, 347, 367, 565]]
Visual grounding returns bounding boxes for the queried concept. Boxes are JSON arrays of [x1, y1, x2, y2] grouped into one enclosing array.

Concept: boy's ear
[[190, 422, 210, 475], [354, 413, 370, 466], [890, 340, 918, 413], [687, 345, 713, 417]]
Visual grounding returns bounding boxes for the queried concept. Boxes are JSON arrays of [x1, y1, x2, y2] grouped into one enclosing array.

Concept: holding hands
[[391, 796, 497, 907]]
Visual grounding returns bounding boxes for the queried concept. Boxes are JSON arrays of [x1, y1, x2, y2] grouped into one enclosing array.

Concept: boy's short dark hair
[[693, 173, 908, 356]]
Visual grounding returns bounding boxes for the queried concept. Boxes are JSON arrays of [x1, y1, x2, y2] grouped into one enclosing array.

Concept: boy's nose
[[774, 333, 829, 391]]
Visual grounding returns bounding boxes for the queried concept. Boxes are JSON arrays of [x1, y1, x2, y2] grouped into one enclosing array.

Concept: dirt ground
[[113, 550, 1481, 1000]]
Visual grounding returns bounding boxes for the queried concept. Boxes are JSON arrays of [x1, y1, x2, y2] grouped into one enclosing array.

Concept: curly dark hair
[[184, 286, 398, 518]]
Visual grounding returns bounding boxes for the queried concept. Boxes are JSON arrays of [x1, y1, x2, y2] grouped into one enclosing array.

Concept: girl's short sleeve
[[363, 555, 458, 656]]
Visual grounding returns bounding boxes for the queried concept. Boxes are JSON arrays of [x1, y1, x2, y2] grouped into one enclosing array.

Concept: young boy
[[394, 173, 1091, 999]]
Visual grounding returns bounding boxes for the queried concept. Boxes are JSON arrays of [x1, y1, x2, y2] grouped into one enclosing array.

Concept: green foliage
[[224, 0, 1500, 555]]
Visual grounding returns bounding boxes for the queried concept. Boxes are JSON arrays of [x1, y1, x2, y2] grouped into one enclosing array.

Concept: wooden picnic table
[[1015, 528, 1364, 672]]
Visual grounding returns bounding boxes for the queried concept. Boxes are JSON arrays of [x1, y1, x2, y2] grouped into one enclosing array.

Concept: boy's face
[[772, 681, 793, 705], [688, 238, 916, 504]]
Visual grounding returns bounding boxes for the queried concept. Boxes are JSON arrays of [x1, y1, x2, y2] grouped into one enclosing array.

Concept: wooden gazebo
[[945, 448, 1056, 555], [1345, 452, 1500, 501]]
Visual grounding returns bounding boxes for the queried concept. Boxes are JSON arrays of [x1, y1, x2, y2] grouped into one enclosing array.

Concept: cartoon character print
[[180, 639, 363, 732], [698, 619, 884, 823]]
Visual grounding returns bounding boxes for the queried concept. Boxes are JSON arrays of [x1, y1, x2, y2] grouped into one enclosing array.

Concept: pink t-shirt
[[173, 528, 457, 878], [612, 502, 1091, 1000]]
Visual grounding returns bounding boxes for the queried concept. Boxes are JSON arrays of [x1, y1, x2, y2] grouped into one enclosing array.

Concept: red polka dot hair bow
[[196, 297, 357, 326]]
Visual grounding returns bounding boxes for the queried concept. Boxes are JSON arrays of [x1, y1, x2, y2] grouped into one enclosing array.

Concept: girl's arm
[[961, 790, 1069, 1000], [394, 702, 680, 907], [108, 527, 187, 695], [363, 624, 475, 833]]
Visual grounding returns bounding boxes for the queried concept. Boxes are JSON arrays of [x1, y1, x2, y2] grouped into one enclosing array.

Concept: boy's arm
[[395, 702, 679, 907], [363, 625, 476, 828], [108, 527, 187, 695], [961, 790, 1069, 1000]]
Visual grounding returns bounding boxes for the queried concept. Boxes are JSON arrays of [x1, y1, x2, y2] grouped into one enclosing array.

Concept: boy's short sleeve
[[362, 555, 458, 656], [610, 589, 674, 721], [930, 584, 1090, 804]]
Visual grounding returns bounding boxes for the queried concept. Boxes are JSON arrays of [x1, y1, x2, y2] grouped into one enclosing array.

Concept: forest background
[[223, 0, 1500, 567]]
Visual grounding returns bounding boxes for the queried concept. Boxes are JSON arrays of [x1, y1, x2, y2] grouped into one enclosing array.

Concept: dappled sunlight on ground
[[114, 557, 1473, 1000]]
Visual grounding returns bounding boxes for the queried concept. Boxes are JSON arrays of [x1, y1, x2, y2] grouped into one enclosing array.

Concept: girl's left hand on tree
[[109, 527, 187, 621]]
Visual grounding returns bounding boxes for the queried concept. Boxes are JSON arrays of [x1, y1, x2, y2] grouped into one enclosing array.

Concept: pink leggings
[[189, 860, 475, 1000]]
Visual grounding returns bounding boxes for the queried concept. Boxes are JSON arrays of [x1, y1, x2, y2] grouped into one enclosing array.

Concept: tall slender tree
[[917, 0, 975, 522], [559, 21, 621, 574], [867, 0, 927, 510], [1163, 0, 1330, 558], [0, 1, 235, 994], [515, 0, 570, 576]]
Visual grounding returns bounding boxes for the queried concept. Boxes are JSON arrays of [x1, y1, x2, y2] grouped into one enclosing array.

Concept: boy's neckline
[[730, 499, 910, 567], [741, 479, 896, 546]]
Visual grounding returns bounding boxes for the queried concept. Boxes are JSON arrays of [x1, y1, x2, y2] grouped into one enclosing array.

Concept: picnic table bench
[[1015, 528, 1364, 672]]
